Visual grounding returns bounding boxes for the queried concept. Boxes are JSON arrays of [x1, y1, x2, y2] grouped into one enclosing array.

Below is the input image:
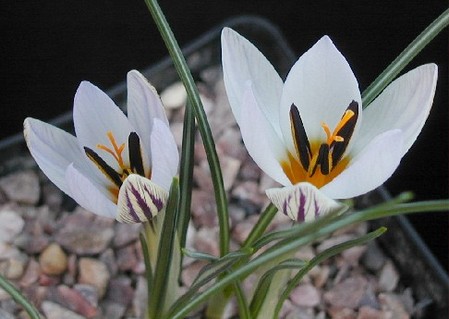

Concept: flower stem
[[0, 274, 41, 319], [362, 8, 449, 107], [143, 0, 229, 257]]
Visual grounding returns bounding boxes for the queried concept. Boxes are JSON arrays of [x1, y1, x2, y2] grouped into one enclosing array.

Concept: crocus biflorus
[[24, 70, 179, 223], [221, 28, 437, 222]]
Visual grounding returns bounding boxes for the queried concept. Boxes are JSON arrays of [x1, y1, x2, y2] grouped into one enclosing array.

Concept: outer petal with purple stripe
[[265, 183, 346, 222], [117, 174, 169, 224]]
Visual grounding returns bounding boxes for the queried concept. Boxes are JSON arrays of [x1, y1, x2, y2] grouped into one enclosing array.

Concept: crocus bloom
[[222, 28, 437, 222], [24, 70, 179, 223]]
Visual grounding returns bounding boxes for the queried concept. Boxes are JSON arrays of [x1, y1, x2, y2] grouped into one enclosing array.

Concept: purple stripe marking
[[130, 184, 154, 221], [125, 191, 140, 223], [144, 184, 164, 212], [297, 190, 306, 222], [314, 199, 320, 219]]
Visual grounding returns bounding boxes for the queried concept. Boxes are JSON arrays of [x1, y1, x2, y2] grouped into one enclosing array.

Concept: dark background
[[2, 1, 447, 269]]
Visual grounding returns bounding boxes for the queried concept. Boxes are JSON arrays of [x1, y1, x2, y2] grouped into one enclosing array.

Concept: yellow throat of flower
[[281, 101, 358, 188]]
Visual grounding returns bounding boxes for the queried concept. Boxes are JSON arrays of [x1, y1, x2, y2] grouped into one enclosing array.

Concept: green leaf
[[0, 274, 41, 319], [250, 259, 306, 318], [148, 177, 180, 319], [143, 0, 230, 257], [177, 100, 196, 252]]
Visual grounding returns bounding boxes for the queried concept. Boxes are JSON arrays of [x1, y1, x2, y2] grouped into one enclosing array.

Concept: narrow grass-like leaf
[[0, 274, 41, 319], [167, 199, 449, 319], [182, 249, 218, 262], [250, 259, 305, 318], [143, 0, 230, 257], [362, 9, 449, 107], [273, 227, 387, 317], [169, 250, 250, 315], [177, 100, 195, 252], [148, 178, 180, 319], [233, 282, 251, 319], [139, 231, 153, 307]]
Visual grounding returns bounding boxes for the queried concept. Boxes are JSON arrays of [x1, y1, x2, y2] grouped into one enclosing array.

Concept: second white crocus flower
[[222, 28, 437, 222], [24, 70, 179, 223]]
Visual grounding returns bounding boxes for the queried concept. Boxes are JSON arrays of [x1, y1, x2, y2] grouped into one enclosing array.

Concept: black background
[[2, 1, 448, 269]]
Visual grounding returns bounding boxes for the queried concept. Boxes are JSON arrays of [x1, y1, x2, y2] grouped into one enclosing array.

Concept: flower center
[[84, 131, 149, 201], [281, 101, 358, 188]]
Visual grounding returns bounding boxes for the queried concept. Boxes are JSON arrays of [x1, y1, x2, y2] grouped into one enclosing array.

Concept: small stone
[[357, 306, 384, 319], [379, 293, 410, 319], [193, 227, 219, 257], [0, 210, 24, 243], [312, 265, 330, 289], [238, 158, 261, 181], [361, 241, 386, 272], [231, 181, 266, 207], [328, 307, 357, 319], [116, 244, 138, 272], [290, 284, 321, 307], [133, 276, 148, 318], [160, 81, 187, 109], [99, 249, 118, 277], [105, 277, 134, 307], [378, 261, 399, 292], [0, 308, 15, 319], [113, 223, 141, 248], [181, 260, 208, 287], [341, 246, 367, 266], [39, 243, 68, 276], [20, 259, 40, 287], [324, 276, 368, 309], [0, 170, 40, 205], [56, 285, 98, 318], [220, 156, 241, 191], [41, 301, 86, 319], [73, 284, 99, 308], [78, 258, 110, 298], [193, 162, 214, 191], [56, 226, 114, 255], [191, 190, 217, 228], [102, 301, 127, 319], [232, 215, 258, 243], [1, 257, 26, 279]]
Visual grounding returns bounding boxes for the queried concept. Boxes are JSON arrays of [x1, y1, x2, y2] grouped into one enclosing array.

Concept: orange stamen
[[97, 131, 126, 169]]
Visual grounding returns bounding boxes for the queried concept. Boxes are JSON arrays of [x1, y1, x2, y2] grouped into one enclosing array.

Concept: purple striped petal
[[116, 174, 169, 224], [266, 182, 346, 222]]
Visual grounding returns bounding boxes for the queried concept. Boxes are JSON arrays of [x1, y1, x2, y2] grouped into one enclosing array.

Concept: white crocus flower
[[24, 70, 179, 223], [222, 28, 437, 222]]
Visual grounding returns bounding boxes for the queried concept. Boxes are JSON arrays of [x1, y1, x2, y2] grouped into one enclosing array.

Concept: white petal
[[65, 164, 117, 218], [24, 118, 86, 194], [221, 28, 284, 138], [127, 70, 170, 173], [353, 64, 438, 156], [279, 36, 361, 156], [117, 174, 169, 224], [149, 119, 179, 192], [73, 81, 134, 171], [266, 182, 346, 222], [321, 129, 403, 199], [239, 83, 291, 186]]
